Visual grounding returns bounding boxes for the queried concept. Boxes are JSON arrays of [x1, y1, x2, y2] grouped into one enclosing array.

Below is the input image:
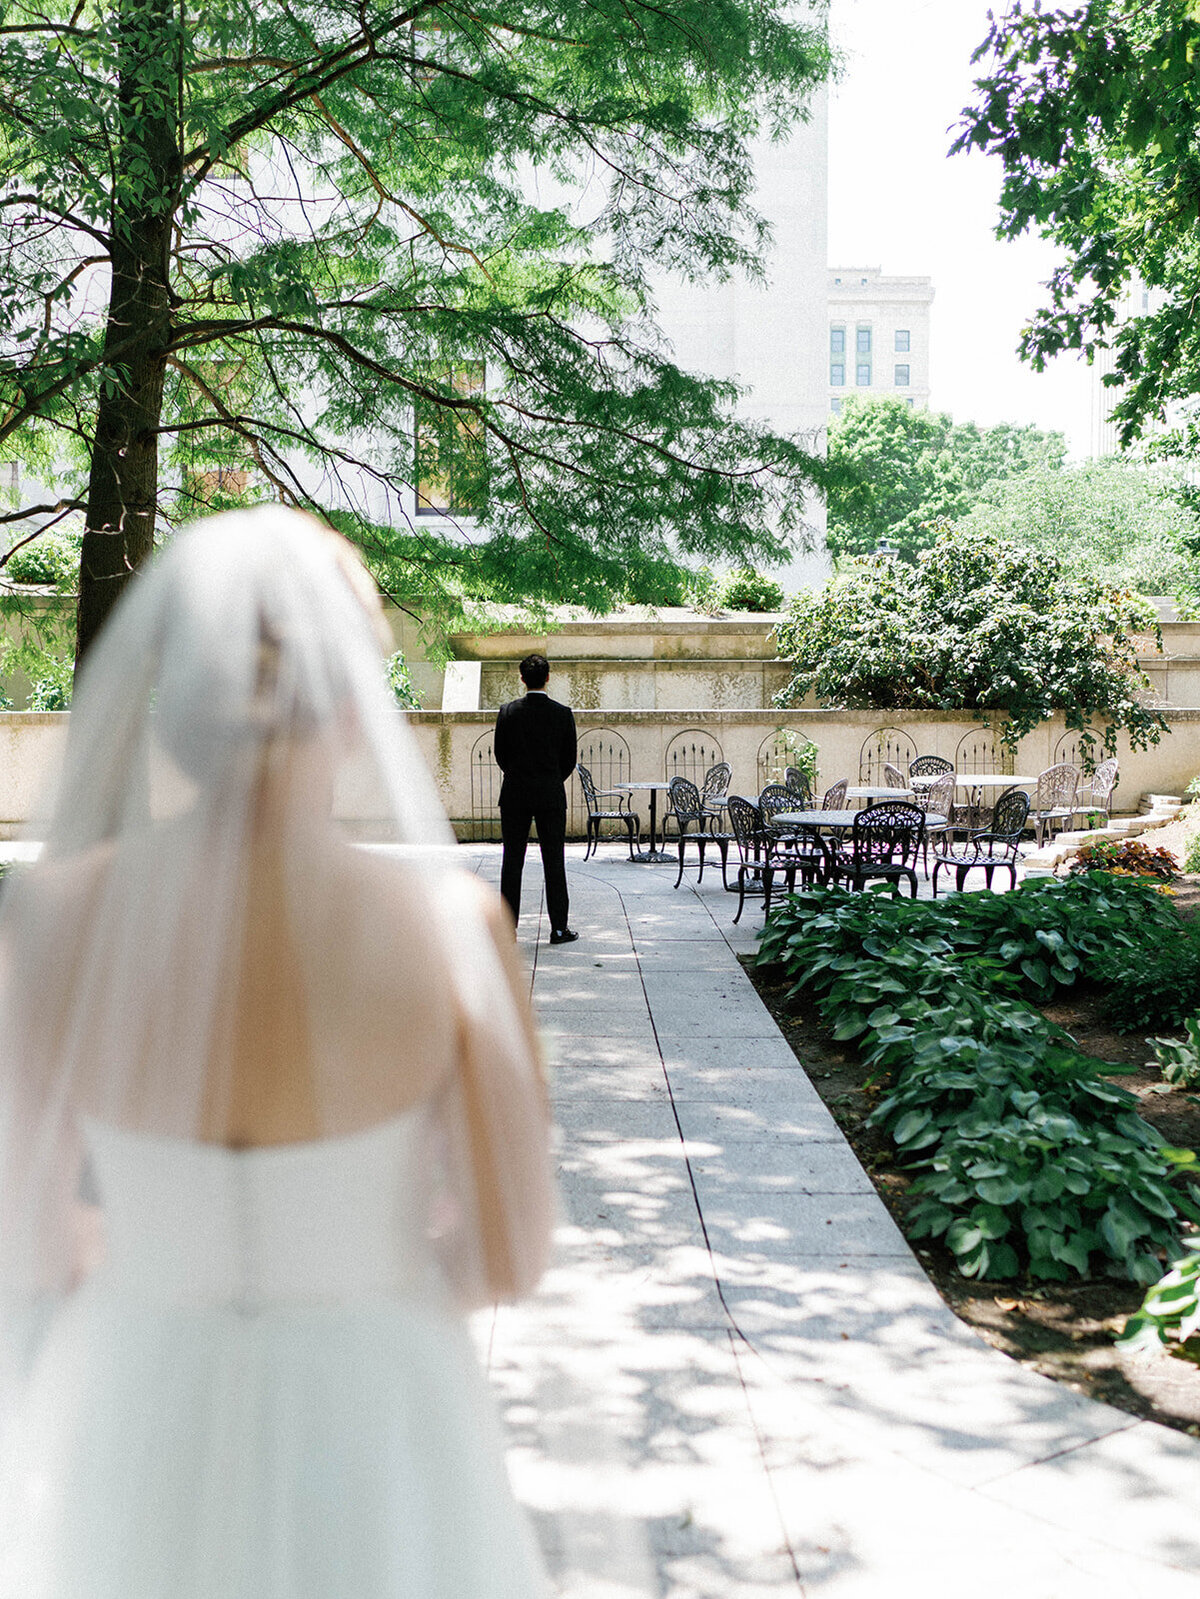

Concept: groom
[[494, 653, 579, 945]]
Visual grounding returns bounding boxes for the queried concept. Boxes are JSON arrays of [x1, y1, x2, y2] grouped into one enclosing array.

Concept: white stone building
[[827, 266, 933, 417], [650, 93, 832, 591]]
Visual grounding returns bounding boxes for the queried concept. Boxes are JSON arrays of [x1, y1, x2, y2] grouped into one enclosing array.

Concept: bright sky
[[828, 0, 1096, 457]]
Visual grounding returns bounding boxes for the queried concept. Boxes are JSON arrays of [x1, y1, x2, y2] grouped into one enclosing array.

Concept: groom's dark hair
[[519, 653, 550, 690]]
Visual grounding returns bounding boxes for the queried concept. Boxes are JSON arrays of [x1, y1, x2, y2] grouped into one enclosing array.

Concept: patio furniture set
[[576, 753, 1120, 921]]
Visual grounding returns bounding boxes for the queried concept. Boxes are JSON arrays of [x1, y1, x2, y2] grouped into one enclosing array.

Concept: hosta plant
[[757, 882, 1200, 1282], [1119, 1239, 1200, 1362], [1148, 1019, 1200, 1090]]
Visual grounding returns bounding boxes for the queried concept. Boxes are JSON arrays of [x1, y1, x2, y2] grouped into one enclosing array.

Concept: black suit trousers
[[499, 794, 569, 932]]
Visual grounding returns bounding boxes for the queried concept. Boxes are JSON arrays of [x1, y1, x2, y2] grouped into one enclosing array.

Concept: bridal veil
[[0, 507, 553, 1377]]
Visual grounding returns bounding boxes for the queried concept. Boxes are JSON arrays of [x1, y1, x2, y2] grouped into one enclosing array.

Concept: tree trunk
[[76, 0, 179, 667]]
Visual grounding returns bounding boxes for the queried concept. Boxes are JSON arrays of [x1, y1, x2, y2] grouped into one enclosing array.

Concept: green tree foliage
[[827, 396, 1066, 561], [956, 0, 1200, 451], [957, 460, 1199, 595], [0, 0, 832, 660], [773, 526, 1164, 759]]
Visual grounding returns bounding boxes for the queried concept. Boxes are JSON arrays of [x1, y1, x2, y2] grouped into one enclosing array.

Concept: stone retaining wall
[[5, 707, 1200, 841]]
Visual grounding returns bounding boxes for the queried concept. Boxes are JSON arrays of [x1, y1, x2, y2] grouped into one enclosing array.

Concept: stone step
[[1140, 793, 1183, 813]]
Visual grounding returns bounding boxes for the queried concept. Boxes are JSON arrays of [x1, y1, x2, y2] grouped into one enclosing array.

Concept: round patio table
[[911, 773, 1034, 792], [772, 809, 859, 831], [844, 785, 916, 802], [615, 781, 675, 862], [951, 773, 1036, 819], [773, 810, 947, 831], [957, 774, 1035, 788]]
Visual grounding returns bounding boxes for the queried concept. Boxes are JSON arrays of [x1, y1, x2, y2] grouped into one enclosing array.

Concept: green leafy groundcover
[[756, 877, 1200, 1285], [1120, 1238, 1200, 1361]]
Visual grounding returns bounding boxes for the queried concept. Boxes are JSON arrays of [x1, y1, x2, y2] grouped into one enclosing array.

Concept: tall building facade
[[651, 92, 832, 591], [827, 267, 933, 416]]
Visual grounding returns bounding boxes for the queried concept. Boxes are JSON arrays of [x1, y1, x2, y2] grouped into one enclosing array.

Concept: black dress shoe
[[548, 928, 580, 945]]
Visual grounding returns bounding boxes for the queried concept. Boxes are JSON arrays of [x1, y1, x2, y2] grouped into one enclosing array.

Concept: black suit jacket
[[494, 692, 578, 808]]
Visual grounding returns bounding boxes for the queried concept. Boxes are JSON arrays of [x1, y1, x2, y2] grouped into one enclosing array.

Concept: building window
[[894, 329, 910, 352], [830, 326, 845, 355], [415, 363, 486, 515], [856, 362, 871, 385], [907, 398, 915, 408], [856, 326, 872, 355], [830, 397, 842, 415], [830, 362, 845, 386], [894, 364, 910, 386]]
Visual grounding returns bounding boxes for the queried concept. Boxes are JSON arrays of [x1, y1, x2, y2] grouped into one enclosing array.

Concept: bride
[[0, 509, 556, 1597]]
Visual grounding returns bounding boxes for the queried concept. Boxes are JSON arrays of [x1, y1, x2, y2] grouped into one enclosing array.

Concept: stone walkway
[[470, 841, 1200, 1599]]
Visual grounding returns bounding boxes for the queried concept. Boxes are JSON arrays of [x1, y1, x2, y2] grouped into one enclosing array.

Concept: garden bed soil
[[743, 962, 1200, 1438]]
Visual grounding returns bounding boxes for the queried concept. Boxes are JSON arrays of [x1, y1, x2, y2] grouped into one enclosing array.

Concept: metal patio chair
[[1029, 762, 1080, 847], [826, 800, 925, 897], [909, 755, 954, 781], [916, 770, 957, 873], [784, 765, 814, 806], [668, 776, 731, 889], [700, 760, 733, 826], [726, 795, 825, 923], [1077, 757, 1119, 823], [932, 787, 1031, 897], [577, 762, 640, 860]]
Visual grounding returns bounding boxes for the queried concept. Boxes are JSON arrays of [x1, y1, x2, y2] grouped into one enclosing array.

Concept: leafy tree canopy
[[0, 0, 832, 659], [957, 459, 1200, 597], [827, 396, 1065, 562], [774, 526, 1164, 758], [956, 0, 1200, 452]]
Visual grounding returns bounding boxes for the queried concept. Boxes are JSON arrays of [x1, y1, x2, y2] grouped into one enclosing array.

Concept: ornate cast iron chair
[[909, 755, 954, 780], [668, 777, 731, 889], [916, 770, 957, 873], [1078, 757, 1119, 823], [726, 796, 826, 924], [1030, 763, 1080, 847], [931, 788, 1031, 897], [784, 765, 813, 806], [700, 761, 733, 827], [826, 800, 925, 897], [576, 763, 640, 861]]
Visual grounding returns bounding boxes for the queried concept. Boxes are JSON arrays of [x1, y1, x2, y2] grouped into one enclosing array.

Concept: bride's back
[[217, 839, 465, 1148], [28, 830, 475, 1149]]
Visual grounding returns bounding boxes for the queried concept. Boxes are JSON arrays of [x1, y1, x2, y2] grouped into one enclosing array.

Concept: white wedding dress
[[0, 1106, 549, 1599]]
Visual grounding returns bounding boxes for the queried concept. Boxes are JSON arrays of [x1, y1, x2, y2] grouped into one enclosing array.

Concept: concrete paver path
[[471, 842, 1200, 1599]]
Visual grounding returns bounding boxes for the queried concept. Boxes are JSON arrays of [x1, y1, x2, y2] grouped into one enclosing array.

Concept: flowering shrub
[[1070, 838, 1177, 881], [773, 527, 1164, 760]]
